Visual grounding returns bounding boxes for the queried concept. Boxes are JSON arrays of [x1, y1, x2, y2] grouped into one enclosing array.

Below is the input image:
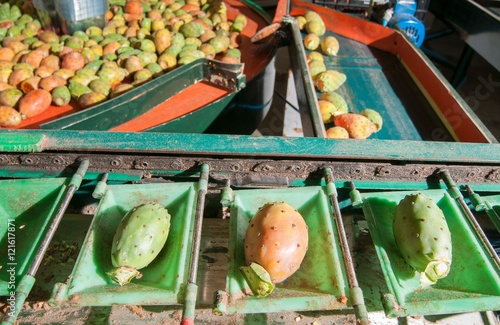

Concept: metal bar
[[181, 164, 209, 325], [323, 168, 369, 325], [1, 159, 89, 325], [285, 17, 327, 137], [439, 170, 500, 270]]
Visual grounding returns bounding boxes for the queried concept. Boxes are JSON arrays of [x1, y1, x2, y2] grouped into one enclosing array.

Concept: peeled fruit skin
[[334, 113, 377, 139], [108, 203, 171, 286], [243, 202, 308, 284], [393, 193, 452, 286]]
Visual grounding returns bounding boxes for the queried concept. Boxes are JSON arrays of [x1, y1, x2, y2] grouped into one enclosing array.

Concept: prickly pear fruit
[[318, 99, 344, 123], [334, 113, 377, 139], [393, 193, 452, 287], [78, 91, 107, 109], [320, 36, 340, 56], [303, 33, 320, 51], [108, 203, 171, 286], [0, 88, 23, 108], [360, 108, 383, 132], [326, 126, 349, 139], [308, 60, 326, 80], [305, 20, 325, 36], [18, 89, 52, 119], [314, 70, 347, 92], [241, 202, 308, 296], [320, 91, 348, 115], [51, 86, 71, 106], [0, 105, 22, 127], [306, 51, 323, 63]]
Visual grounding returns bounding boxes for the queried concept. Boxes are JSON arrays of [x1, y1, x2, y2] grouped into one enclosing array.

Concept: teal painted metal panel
[[0, 130, 499, 164]]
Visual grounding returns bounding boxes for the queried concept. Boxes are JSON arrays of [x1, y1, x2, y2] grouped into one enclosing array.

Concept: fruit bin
[[355, 187, 500, 317], [49, 175, 207, 307], [214, 185, 354, 315], [2, 0, 277, 134]]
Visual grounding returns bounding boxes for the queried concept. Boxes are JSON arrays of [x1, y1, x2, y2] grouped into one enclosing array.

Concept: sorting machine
[[0, 0, 499, 323]]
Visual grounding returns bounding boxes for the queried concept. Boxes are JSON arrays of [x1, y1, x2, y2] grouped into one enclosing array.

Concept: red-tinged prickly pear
[[241, 202, 308, 296], [108, 203, 171, 286], [334, 113, 377, 139], [314, 70, 347, 92], [326, 126, 349, 139], [320, 91, 348, 115], [18, 89, 52, 119], [393, 193, 452, 287], [360, 108, 383, 132], [303, 33, 320, 51], [320, 36, 340, 56]]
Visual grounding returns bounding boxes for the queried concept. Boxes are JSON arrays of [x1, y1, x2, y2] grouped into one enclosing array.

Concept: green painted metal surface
[[472, 194, 500, 233], [0, 178, 70, 296], [215, 186, 352, 314], [360, 189, 500, 317], [0, 129, 499, 164], [50, 181, 200, 306]]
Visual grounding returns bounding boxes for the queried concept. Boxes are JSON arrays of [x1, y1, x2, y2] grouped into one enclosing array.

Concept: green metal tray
[[360, 189, 500, 317], [0, 178, 71, 296], [50, 182, 199, 306], [214, 186, 352, 314]]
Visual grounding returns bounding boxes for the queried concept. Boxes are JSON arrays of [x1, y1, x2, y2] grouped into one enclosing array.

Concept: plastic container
[[50, 182, 199, 306], [54, 0, 107, 34], [360, 189, 500, 317]]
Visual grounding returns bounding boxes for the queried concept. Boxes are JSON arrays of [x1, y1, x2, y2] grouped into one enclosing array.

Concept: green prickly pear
[[314, 70, 347, 92], [393, 193, 452, 286], [51, 86, 71, 106], [108, 203, 171, 286], [240, 202, 308, 297], [320, 91, 348, 115], [360, 108, 383, 132]]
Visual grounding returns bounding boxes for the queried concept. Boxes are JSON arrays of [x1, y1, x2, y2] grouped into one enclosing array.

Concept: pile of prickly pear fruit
[[392, 193, 452, 287], [108, 202, 171, 286], [297, 10, 383, 140], [0, 0, 247, 127], [240, 202, 308, 297]]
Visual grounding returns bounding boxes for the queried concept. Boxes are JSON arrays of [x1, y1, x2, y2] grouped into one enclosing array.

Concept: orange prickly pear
[[334, 113, 377, 139], [241, 202, 308, 296]]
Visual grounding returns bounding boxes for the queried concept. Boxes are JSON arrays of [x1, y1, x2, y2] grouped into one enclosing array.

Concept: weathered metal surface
[[0, 149, 499, 186]]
